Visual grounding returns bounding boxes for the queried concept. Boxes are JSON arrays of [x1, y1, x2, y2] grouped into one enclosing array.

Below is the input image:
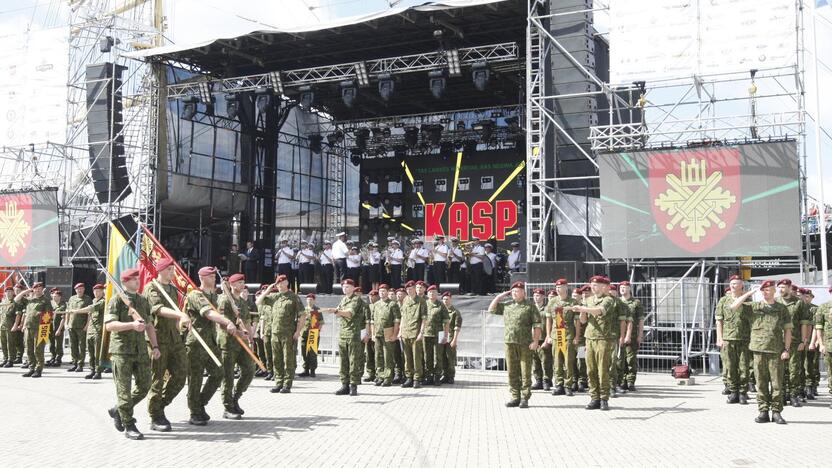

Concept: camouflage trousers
[[553, 342, 577, 387], [783, 344, 805, 397], [804, 349, 821, 387], [402, 337, 424, 380], [619, 340, 639, 385], [721, 340, 750, 393], [111, 353, 151, 426], [423, 336, 438, 380], [532, 340, 553, 381], [25, 327, 45, 371], [148, 343, 187, 418], [271, 334, 297, 388], [86, 330, 104, 372], [222, 344, 255, 409], [14, 329, 24, 360], [262, 330, 274, 370], [69, 328, 87, 366], [373, 337, 395, 382], [435, 341, 456, 380], [753, 351, 785, 412], [0, 326, 16, 362], [586, 339, 613, 401], [49, 328, 63, 360], [505, 343, 533, 400], [338, 337, 363, 385], [186, 339, 222, 414], [365, 339, 376, 378]]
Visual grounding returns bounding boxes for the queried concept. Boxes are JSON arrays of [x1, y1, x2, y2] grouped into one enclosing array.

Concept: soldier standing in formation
[[65, 283, 91, 373], [258, 275, 305, 394], [775, 279, 811, 407], [393, 287, 407, 383], [422, 285, 450, 386], [323, 279, 369, 396], [530, 288, 552, 391], [104, 268, 161, 440], [256, 285, 275, 380], [618, 281, 643, 391], [437, 292, 461, 384], [370, 284, 399, 386], [488, 281, 541, 408], [398, 280, 426, 388], [217, 273, 256, 418], [84, 284, 107, 379], [716, 275, 752, 405], [48, 288, 65, 368], [15, 282, 50, 378], [811, 286, 832, 408], [1, 286, 17, 367], [730, 280, 791, 424], [362, 289, 378, 383], [546, 279, 580, 396], [801, 288, 820, 399], [297, 293, 324, 378]]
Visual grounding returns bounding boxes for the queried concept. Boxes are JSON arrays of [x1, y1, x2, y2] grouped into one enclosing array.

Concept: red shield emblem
[[649, 148, 741, 253], [0, 193, 33, 265]]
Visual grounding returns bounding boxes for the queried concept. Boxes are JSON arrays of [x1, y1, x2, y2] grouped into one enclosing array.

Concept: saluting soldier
[[1, 286, 17, 367], [65, 283, 92, 373], [731, 280, 792, 424], [370, 284, 400, 386], [531, 288, 552, 391], [801, 288, 820, 399], [16, 282, 51, 378], [258, 275, 305, 394], [618, 281, 644, 391], [49, 288, 66, 368], [775, 279, 811, 407], [716, 275, 752, 405], [398, 280, 427, 389], [546, 280, 580, 397], [217, 273, 256, 418], [184, 266, 237, 426], [423, 285, 450, 386], [322, 279, 369, 396], [488, 281, 541, 408], [84, 284, 107, 380], [104, 268, 161, 440], [572, 276, 626, 411], [438, 292, 461, 384], [811, 287, 832, 408], [297, 293, 324, 378]]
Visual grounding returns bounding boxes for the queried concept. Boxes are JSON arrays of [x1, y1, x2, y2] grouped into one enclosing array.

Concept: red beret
[[355, 287, 363, 294], [50, 288, 61, 294], [3, 285, 13, 291], [416, 280, 426, 286], [790, 284, 799, 291], [120, 268, 140, 281], [405, 280, 416, 288], [776, 279, 791, 286], [760, 280, 775, 289], [228, 273, 245, 283], [554, 278, 568, 286], [342, 279, 355, 286], [156, 257, 175, 271], [442, 291, 452, 298], [580, 285, 591, 293], [610, 283, 619, 289], [396, 288, 405, 293], [547, 289, 557, 296], [590, 275, 610, 284], [426, 285, 438, 292], [725, 287, 731, 293], [93, 284, 105, 290], [728, 275, 741, 281], [197, 266, 216, 277], [275, 274, 288, 283], [378, 283, 390, 290], [73, 283, 85, 290], [619, 281, 630, 286], [369, 289, 379, 296], [510, 281, 525, 290], [533, 288, 545, 295], [32, 282, 44, 288], [306, 293, 316, 299]]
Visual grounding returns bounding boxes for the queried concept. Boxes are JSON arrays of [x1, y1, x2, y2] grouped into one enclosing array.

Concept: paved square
[[0, 364, 828, 467]]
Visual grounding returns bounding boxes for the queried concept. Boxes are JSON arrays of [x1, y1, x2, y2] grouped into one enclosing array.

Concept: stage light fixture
[[371, 127, 384, 142], [356, 61, 370, 87], [197, 82, 213, 103], [269, 71, 285, 95], [181, 96, 198, 120], [404, 126, 419, 148], [429, 70, 446, 99], [445, 49, 461, 77], [426, 124, 443, 146], [473, 119, 494, 143], [340, 80, 357, 108], [355, 127, 371, 151], [378, 73, 394, 102], [308, 134, 323, 154], [453, 140, 464, 150], [350, 147, 363, 166], [224, 93, 239, 120], [326, 130, 344, 146], [255, 88, 273, 113], [472, 62, 490, 91], [299, 85, 315, 109]]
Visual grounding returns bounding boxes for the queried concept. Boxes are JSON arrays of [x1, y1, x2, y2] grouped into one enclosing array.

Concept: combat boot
[[739, 393, 748, 405], [374, 378, 383, 386], [791, 397, 802, 408], [754, 411, 770, 423], [600, 400, 610, 411], [577, 382, 587, 392], [124, 423, 144, 440], [585, 400, 601, 410], [628, 384, 637, 392], [269, 384, 283, 393], [75, 366, 84, 373], [392, 374, 403, 384], [721, 385, 731, 395], [748, 382, 757, 393], [565, 387, 574, 397], [382, 380, 392, 387], [363, 375, 374, 383], [233, 396, 245, 415], [726, 392, 739, 404], [334, 385, 350, 395], [189, 414, 207, 426], [67, 364, 77, 372], [621, 382, 630, 391], [543, 379, 552, 391], [93, 371, 102, 380], [150, 414, 171, 432], [309, 369, 316, 378], [84, 370, 96, 379], [223, 407, 242, 420], [806, 387, 815, 400], [349, 384, 358, 396], [22, 369, 34, 377], [2, 361, 12, 368], [108, 407, 124, 432], [425, 376, 435, 386], [413, 380, 422, 389], [531, 379, 543, 390], [401, 378, 413, 388], [771, 412, 786, 424], [280, 386, 291, 394], [297, 370, 310, 378], [21, 362, 29, 369], [505, 399, 520, 407], [31, 369, 42, 378], [265, 372, 274, 381], [552, 384, 565, 396], [519, 399, 529, 408]]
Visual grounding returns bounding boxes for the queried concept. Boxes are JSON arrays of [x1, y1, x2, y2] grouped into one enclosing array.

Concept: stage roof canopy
[[131, 0, 527, 119]]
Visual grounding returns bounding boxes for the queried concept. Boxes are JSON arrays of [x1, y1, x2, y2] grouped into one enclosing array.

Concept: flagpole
[[812, 1, 828, 285]]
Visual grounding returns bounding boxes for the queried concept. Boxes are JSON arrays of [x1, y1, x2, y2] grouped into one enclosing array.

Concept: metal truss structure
[[165, 42, 519, 99]]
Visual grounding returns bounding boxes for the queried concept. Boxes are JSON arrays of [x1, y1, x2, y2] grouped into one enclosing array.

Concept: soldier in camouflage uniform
[[85, 284, 107, 379], [423, 285, 450, 385], [370, 284, 399, 386], [256, 285, 275, 380], [488, 281, 541, 408], [776, 280, 811, 407], [184, 266, 238, 426], [48, 288, 66, 367], [618, 281, 644, 391], [608, 284, 628, 396], [398, 280, 426, 389], [393, 288, 407, 383], [11, 284, 25, 364], [546, 279, 580, 396], [297, 293, 324, 378], [800, 288, 820, 399], [65, 283, 92, 373], [438, 292, 461, 384], [258, 274, 305, 393], [218, 273, 256, 418], [716, 275, 753, 405], [142, 258, 190, 431], [1, 286, 16, 367], [323, 279, 369, 396], [531, 288, 553, 391], [104, 268, 161, 440], [811, 288, 832, 407], [16, 283, 51, 377], [573, 276, 627, 411], [730, 280, 792, 424], [362, 289, 378, 383], [573, 286, 591, 392]]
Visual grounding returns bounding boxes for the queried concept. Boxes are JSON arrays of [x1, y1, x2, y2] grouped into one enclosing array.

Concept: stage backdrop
[[0, 188, 60, 266], [599, 141, 800, 258], [360, 148, 525, 250]]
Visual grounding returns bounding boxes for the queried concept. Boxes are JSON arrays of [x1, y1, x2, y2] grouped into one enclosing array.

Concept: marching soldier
[[85, 284, 107, 380], [618, 281, 643, 391], [49, 288, 66, 368], [531, 288, 553, 391], [812, 287, 832, 408], [104, 268, 161, 440], [572, 276, 626, 411], [423, 285, 450, 386], [775, 279, 811, 407], [1, 286, 16, 367], [16, 283, 51, 377], [488, 282, 541, 408], [297, 293, 324, 378], [370, 284, 399, 386], [363, 289, 378, 383], [322, 279, 369, 396], [256, 285, 275, 380], [184, 266, 237, 426], [546, 280, 580, 396], [142, 258, 189, 430], [66, 283, 92, 373], [730, 281, 792, 424], [800, 288, 820, 399], [217, 273, 256, 419], [438, 292, 462, 384], [258, 275, 305, 394], [399, 280, 427, 389], [716, 275, 752, 405]]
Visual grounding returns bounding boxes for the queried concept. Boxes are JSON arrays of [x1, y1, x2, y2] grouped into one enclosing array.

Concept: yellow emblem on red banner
[[37, 311, 52, 346], [555, 307, 567, 355]]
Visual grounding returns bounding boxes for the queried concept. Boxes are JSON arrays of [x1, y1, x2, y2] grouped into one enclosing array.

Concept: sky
[[0, 0, 830, 205]]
